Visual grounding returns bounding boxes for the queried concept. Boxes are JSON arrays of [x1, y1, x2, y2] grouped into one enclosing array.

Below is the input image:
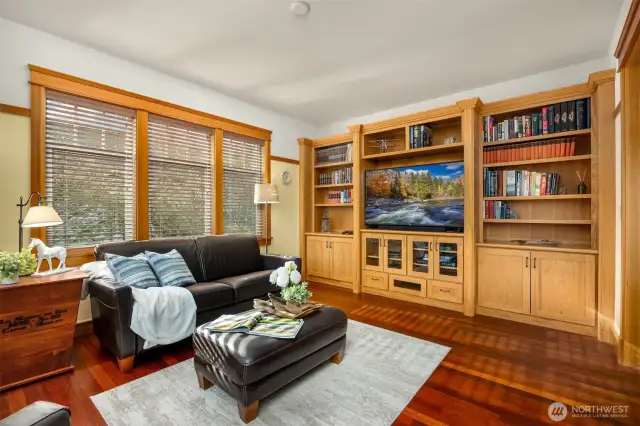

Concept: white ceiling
[[0, 0, 622, 125]]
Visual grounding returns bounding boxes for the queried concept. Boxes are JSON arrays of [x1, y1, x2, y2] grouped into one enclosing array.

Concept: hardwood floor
[[1, 283, 638, 425]]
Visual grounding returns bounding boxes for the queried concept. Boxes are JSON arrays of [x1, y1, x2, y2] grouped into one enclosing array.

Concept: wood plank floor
[[1, 283, 638, 425]]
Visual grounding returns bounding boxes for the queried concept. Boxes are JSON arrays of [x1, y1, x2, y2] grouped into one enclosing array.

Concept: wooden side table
[[0, 270, 86, 392]]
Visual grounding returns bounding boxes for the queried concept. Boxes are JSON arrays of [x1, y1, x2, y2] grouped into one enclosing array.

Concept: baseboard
[[619, 339, 640, 369], [476, 306, 597, 337], [75, 320, 93, 337]]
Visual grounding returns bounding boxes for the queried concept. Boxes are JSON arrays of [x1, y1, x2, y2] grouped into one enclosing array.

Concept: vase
[[578, 182, 587, 194], [1, 274, 19, 285]]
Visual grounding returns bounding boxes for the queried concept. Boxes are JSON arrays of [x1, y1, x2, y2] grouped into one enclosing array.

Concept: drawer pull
[[370, 277, 381, 281], [439, 289, 451, 293]]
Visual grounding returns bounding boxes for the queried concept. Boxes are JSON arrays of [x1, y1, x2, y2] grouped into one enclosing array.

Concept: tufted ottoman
[[193, 307, 348, 423]]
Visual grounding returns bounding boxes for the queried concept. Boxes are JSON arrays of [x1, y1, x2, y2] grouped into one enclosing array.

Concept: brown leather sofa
[[0, 401, 70, 426], [88, 234, 301, 372]]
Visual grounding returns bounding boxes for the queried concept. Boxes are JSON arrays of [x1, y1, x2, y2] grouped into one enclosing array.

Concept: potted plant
[[18, 248, 37, 276], [269, 261, 312, 304], [0, 251, 21, 285]]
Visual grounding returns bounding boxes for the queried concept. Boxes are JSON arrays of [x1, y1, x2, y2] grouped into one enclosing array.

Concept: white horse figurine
[[28, 238, 67, 274]]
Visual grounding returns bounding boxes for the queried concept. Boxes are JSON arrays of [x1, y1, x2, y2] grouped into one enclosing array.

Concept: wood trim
[[0, 366, 74, 393], [265, 139, 272, 244], [476, 306, 597, 337], [214, 128, 224, 234], [135, 111, 149, 240], [309, 133, 352, 147], [0, 103, 30, 117], [270, 155, 299, 165], [29, 85, 46, 242], [360, 104, 462, 134], [29, 65, 272, 141], [615, 0, 640, 68]]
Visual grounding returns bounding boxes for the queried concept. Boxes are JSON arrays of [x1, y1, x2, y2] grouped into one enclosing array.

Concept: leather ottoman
[[193, 307, 348, 423]]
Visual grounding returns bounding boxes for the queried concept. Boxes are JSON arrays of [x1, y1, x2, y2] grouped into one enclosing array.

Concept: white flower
[[269, 270, 278, 284], [284, 260, 297, 272], [276, 273, 289, 288], [290, 270, 301, 284], [276, 267, 289, 280]]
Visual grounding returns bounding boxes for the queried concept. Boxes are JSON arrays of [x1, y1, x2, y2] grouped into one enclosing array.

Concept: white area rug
[[91, 320, 449, 426]]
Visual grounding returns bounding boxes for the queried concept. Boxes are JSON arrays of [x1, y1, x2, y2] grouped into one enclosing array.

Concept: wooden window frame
[[29, 65, 272, 266]]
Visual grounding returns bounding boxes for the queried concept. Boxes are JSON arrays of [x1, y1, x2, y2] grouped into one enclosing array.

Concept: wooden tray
[[253, 294, 323, 319]]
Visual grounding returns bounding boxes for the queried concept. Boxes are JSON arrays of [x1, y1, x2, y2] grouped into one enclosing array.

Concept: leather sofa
[[0, 401, 70, 426], [88, 234, 301, 372]]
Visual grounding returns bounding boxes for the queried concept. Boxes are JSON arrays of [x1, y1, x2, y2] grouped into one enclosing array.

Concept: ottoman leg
[[197, 373, 214, 390], [330, 348, 345, 365], [237, 400, 259, 424]]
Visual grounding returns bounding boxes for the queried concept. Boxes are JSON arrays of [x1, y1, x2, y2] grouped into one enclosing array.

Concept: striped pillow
[[105, 253, 159, 289], [145, 249, 196, 287]]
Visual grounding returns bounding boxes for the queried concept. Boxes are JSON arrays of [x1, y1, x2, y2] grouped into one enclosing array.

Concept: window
[[45, 91, 136, 247], [222, 132, 265, 237], [148, 114, 213, 238]]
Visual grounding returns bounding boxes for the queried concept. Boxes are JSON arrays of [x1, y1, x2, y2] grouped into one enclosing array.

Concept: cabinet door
[[383, 236, 406, 275], [407, 236, 434, 279], [330, 238, 355, 282], [362, 233, 384, 272], [477, 247, 531, 314], [531, 251, 596, 326], [306, 236, 330, 279], [434, 237, 463, 283]]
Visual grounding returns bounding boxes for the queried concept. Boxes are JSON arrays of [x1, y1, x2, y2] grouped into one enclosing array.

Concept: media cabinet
[[299, 69, 616, 342]]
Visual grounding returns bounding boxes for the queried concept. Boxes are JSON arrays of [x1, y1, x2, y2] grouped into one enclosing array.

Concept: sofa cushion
[[104, 253, 159, 289], [194, 234, 263, 281], [145, 249, 196, 287], [186, 282, 234, 312], [95, 238, 204, 282], [217, 270, 273, 302]]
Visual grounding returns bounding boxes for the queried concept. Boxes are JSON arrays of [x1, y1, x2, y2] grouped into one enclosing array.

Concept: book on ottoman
[[203, 310, 303, 339]]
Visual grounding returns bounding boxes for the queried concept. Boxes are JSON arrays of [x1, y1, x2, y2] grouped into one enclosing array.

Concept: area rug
[[91, 320, 449, 426]]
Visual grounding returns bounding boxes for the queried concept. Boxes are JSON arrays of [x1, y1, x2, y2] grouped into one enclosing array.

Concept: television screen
[[365, 161, 464, 230]]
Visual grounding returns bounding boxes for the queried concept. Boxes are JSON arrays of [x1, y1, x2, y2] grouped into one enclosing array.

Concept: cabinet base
[[363, 287, 464, 313], [476, 306, 597, 337], [308, 276, 354, 290]]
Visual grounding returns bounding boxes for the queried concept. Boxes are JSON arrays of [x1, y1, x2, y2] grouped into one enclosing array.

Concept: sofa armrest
[[261, 254, 302, 274], [88, 278, 136, 360], [0, 401, 70, 426]]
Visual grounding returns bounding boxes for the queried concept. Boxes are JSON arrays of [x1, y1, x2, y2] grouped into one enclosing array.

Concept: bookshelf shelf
[[362, 143, 463, 160], [483, 219, 591, 225], [314, 183, 354, 189], [482, 128, 591, 147], [483, 154, 591, 168], [314, 203, 353, 207], [484, 194, 591, 201], [314, 160, 352, 169]]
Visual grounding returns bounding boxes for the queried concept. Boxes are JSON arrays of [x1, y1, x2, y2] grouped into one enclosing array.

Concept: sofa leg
[[330, 348, 345, 365], [197, 373, 214, 390], [237, 400, 259, 424], [117, 355, 135, 373]]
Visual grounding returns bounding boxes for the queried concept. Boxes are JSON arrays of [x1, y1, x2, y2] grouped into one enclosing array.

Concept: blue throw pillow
[[145, 249, 196, 287], [105, 253, 159, 289]]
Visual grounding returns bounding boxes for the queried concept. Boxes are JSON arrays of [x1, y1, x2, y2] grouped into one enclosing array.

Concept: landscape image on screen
[[365, 162, 464, 229]]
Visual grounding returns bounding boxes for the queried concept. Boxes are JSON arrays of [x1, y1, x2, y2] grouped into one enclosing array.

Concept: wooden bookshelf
[[314, 160, 352, 169], [314, 183, 354, 189], [484, 194, 591, 201], [314, 203, 353, 207], [483, 219, 591, 225], [482, 128, 591, 147], [362, 143, 463, 160], [483, 154, 591, 168]]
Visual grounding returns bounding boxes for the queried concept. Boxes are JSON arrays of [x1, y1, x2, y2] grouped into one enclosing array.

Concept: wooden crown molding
[[456, 97, 482, 110], [28, 65, 272, 141], [348, 124, 363, 133], [0, 103, 30, 117], [588, 69, 616, 90], [307, 133, 352, 148], [270, 155, 299, 165], [297, 138, 313, 147], [615, 0, 640, 68], [361, 104, 462, 134]]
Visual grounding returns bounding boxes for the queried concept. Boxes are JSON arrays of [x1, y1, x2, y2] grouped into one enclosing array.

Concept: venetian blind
[[148, 114, 213, 238], [45, 91, 136, 247], [222, 132, 265, 237]]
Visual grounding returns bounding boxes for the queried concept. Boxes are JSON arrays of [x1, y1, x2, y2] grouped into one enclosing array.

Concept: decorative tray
[[254, 294, 323, 319]]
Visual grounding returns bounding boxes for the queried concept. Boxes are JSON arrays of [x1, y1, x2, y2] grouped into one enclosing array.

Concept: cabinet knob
[[533, 258, 537, 268], [525, 257, 529, 268]]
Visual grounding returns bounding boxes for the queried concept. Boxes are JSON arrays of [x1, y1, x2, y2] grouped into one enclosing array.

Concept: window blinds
[[45, 91, 136, 248], [148, 114, 213, 238], [222, 132, 265, 237]]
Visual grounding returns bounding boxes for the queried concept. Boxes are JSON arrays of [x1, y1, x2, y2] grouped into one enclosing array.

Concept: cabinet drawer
[[427, 280, 463, 304], [389, 274, 426, 297], [363, 271, 388, 290]]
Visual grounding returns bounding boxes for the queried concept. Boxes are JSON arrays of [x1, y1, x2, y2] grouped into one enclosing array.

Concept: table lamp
[[254, 184, 279, 253], [17, 192, 63, 251]]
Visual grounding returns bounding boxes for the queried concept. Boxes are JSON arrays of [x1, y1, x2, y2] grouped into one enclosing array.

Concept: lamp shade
[[254, 184, 279, 204], [22, 205, 63, 228]]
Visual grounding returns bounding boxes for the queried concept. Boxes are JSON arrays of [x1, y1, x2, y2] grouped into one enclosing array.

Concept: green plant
[[0, 251, 21, 279], [18, 248, 37, 275], [280, 282, 313, 304]]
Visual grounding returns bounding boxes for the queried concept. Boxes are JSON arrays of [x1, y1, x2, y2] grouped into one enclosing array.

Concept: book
[[554, 104, 561, 132], [576, 99, 587, 129], [568, 101, 576, 131], [409, 126, 414, 149], [538, 113, 543, 135], [586, 97, 591, 128], [532, 113, 539, 136], [525, 115, 532, 137], [542, 107, 548, 134], [535, 173, 542, 196], [204, 311, 304, 339], [541, 174, 547, 196], [561, 102, 568, 132], [548, 105, 555, 133]]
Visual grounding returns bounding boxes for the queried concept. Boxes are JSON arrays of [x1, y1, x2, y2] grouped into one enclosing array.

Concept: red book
[[570, 140, 576, 156], [541, 174, 547, 195], [542, 107, 548, 134]]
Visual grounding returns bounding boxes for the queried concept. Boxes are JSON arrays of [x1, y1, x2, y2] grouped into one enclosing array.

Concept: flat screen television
[[365, 161, 464, 231]]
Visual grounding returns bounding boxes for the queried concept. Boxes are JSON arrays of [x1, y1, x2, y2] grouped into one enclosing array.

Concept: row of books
[[316, 143, 353, 164], [484, 169, 561, 197], [318, 167, 353, 185], [409, 124, 433, 149], [483, 98, 590, 143], [484, 201, 516, 219], [327, 190, 352, 204], [484, 138, 577, 164]]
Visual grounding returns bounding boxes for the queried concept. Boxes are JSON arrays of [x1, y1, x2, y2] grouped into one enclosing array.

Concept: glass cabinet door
[[408, 236, 434, 279], [435, 238, 463, 283], [362, 234, 383, 271], [383, 236, 406, 275]]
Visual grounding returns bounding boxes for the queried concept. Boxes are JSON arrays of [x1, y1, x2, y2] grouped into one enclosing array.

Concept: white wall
[[319, 57, 612, 134], [0, 17, 319, 159]]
